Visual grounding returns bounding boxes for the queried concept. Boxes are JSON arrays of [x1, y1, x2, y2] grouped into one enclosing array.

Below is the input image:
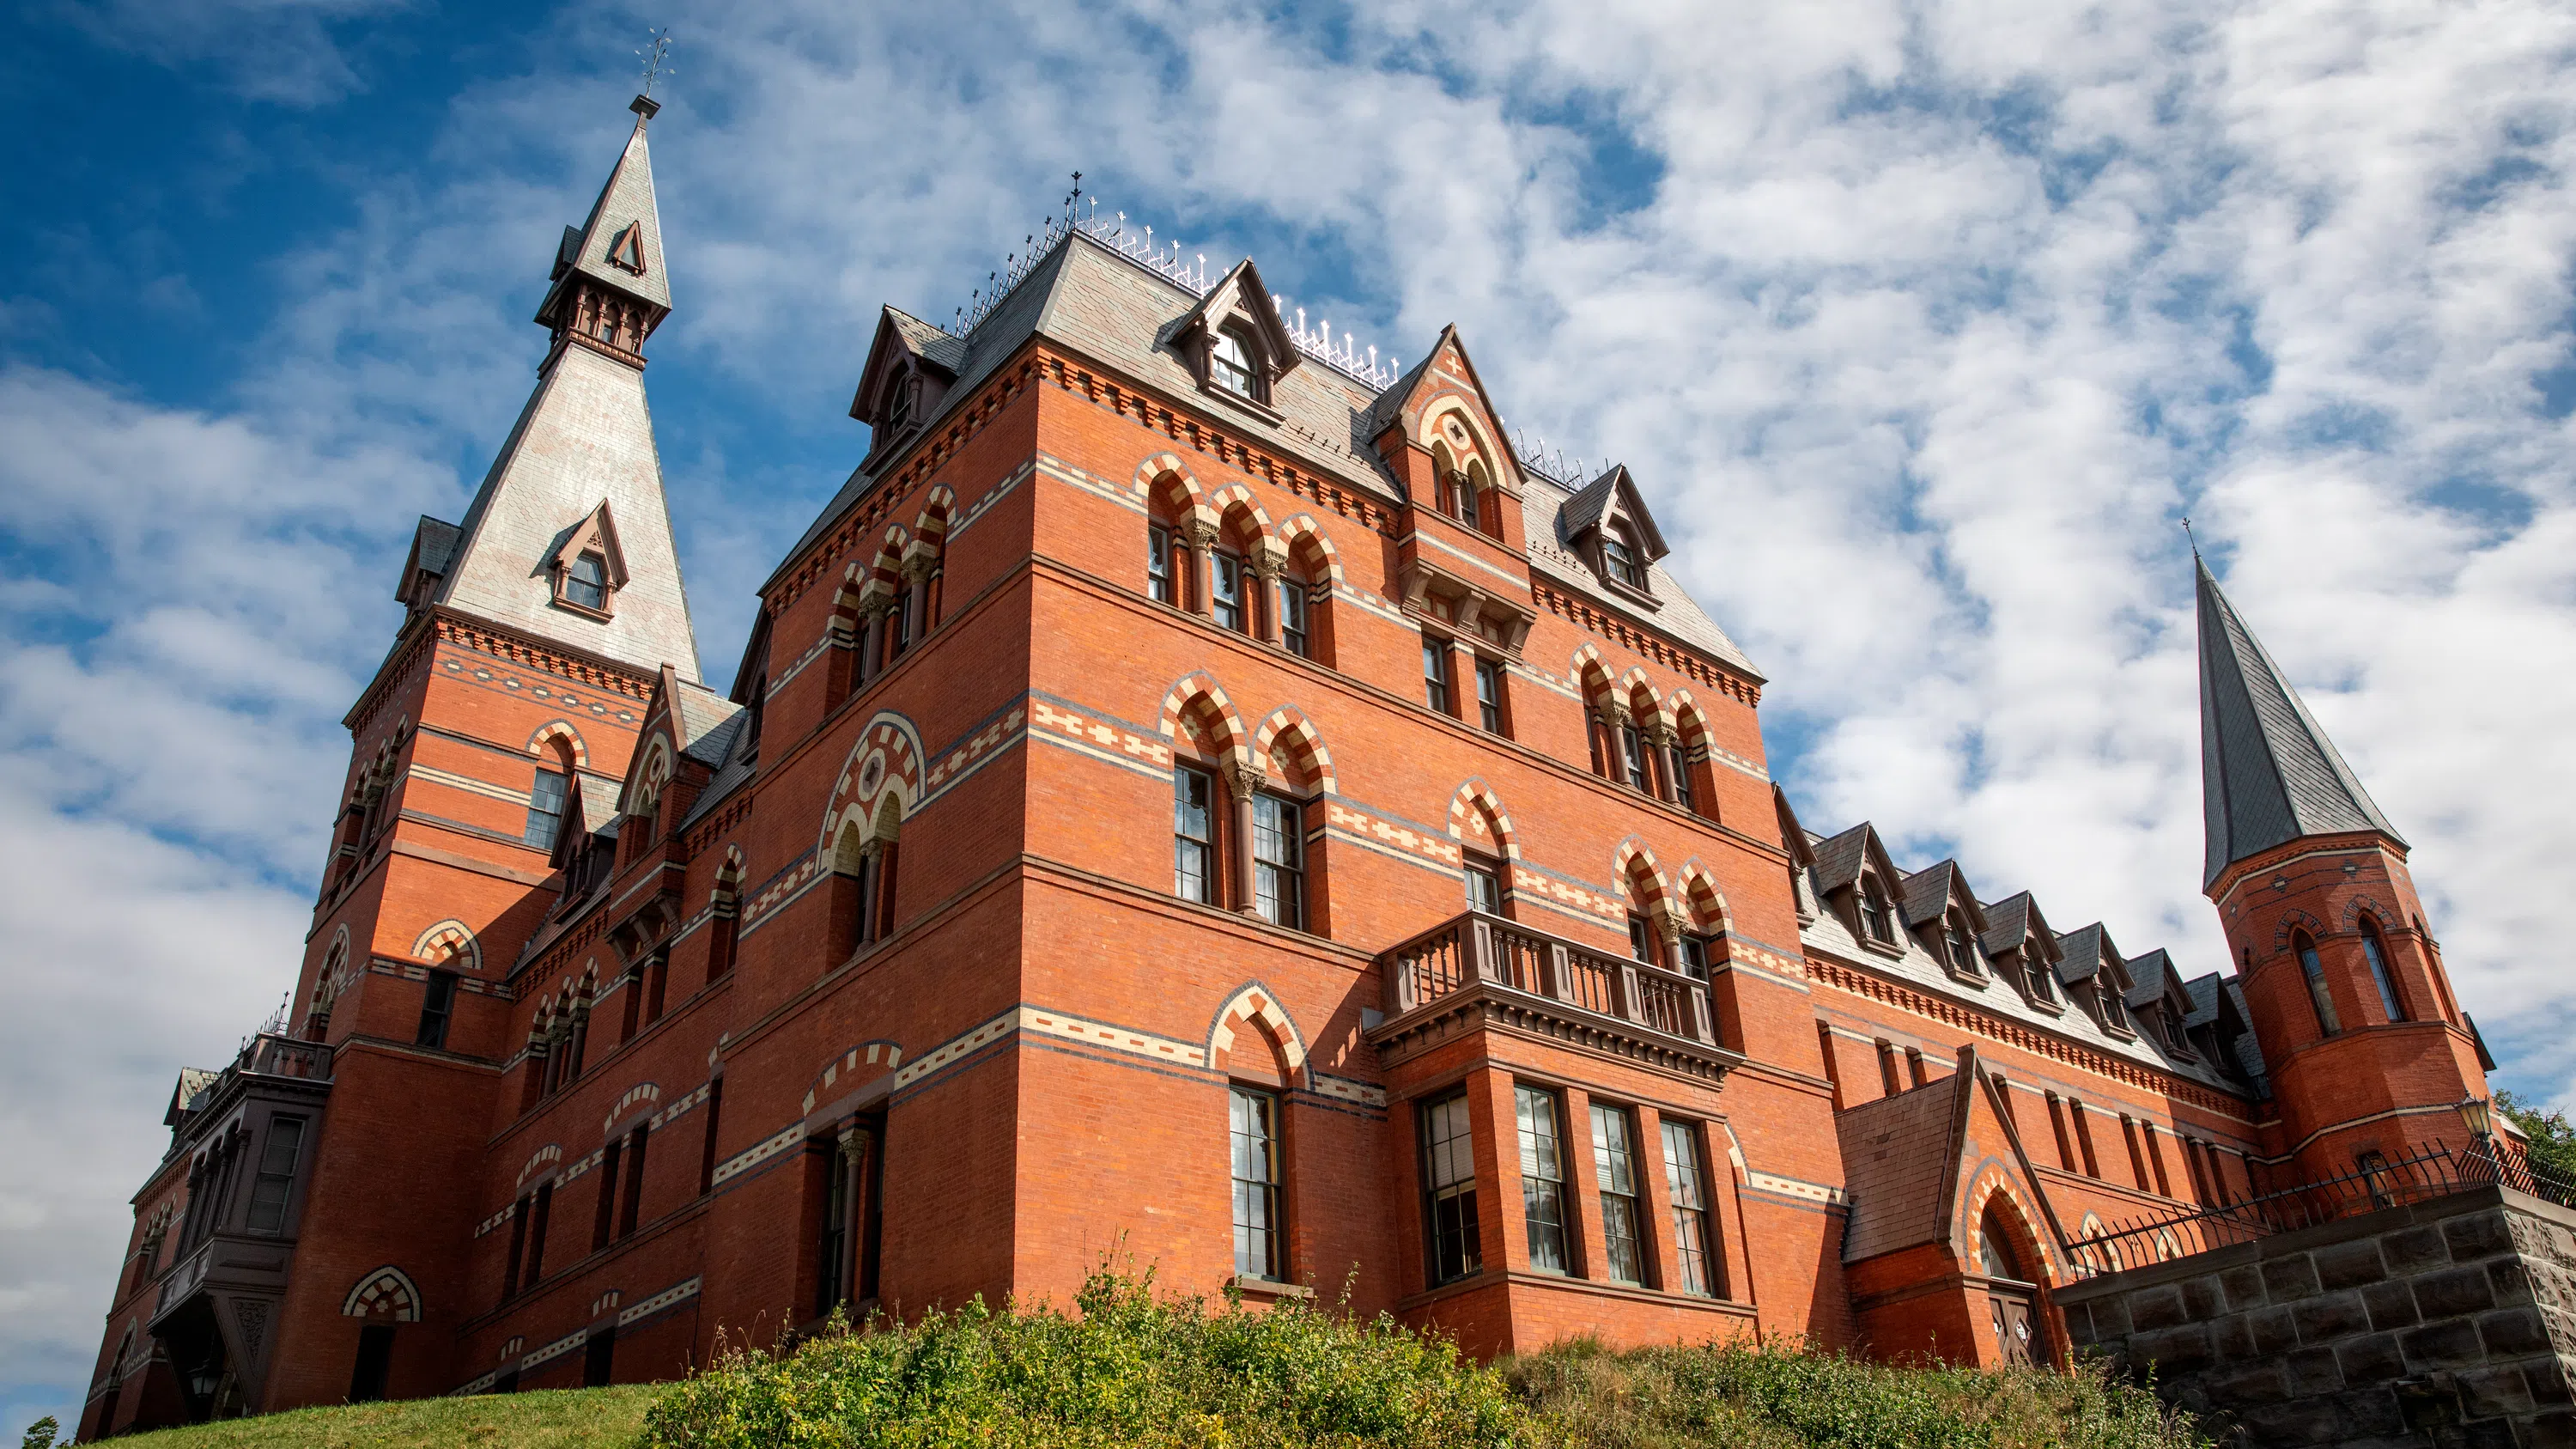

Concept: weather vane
[[638, 28, 675, 98]]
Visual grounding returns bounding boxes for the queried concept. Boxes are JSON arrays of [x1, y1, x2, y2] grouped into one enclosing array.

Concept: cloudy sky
[[7, 0, 2575, 1428]]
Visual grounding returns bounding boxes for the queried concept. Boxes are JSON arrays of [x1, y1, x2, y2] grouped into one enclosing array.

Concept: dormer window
[[566, 553, 608, 612], [1944, 917, 1981, 977], [2159, 1007, 2190, 1055], [1602, 527, 1649, 592], [1212, 326, 1259, 399], [884, 371, 914, 433], [2025, 945, 2058, 1002], [2099, 985, 2131, 1032], [1858, 880, 1894, 945]]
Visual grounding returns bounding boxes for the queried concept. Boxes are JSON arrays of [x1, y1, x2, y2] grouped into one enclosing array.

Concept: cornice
[[1366, 978, 1746, 1087]]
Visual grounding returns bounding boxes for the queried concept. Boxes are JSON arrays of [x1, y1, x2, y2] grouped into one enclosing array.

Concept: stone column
[[837, 1123, 872, 1307], [1224, 758, 1261, 916], [902, 555, 934, 646], [1250, 551, 1285, 647], [1184, 520, 1220, 618], [1594, 703, 1628, 782]]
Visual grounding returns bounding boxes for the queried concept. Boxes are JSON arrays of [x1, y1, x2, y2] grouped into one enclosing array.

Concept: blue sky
[[9, 0, 2576, 1433]]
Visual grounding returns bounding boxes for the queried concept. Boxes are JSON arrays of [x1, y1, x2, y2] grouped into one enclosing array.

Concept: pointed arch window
[[1857, 878, 1895, 945], [1174, 764, 1218, 905], [1602, 524, 1649, 592], [1278, 569, 1309, 657], [1944, 916, 1982, 977], [1212, 326, 1259, 399], [2025, 944, 2059, 1004], [567, 553, 608, 611], [2294, 933, 2342, 1036], [2359, 919, 2406, 1022]]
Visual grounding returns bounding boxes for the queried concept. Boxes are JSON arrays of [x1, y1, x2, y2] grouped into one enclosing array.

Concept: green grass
[[67, 1270, 2205, 1449], [82, 1384, 658, 1448]]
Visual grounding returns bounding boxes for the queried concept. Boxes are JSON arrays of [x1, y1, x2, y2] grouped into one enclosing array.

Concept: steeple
[[2196, 553, 2400, 887], [422, 94, 702, 682]]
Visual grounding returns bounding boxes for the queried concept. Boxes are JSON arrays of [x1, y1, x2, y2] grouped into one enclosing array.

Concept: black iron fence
[[2063, 1139, 2574, 1277]]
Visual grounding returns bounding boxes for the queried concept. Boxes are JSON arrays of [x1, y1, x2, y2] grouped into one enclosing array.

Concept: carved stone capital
[[1222, 758, 1261, 802], [1182, 519, 1223, 551]]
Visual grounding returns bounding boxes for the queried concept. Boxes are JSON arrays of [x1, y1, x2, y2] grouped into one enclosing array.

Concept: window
[[884, 372, 913, 432], [697, 1078, 724, 1196], [526, 768, 569, 851], [566, 553, 607, 612], [1174, 765, 1218, 905], [2159, 1004, 2189, 1054], [2295, 934, 2342, 1036], [1252, 793, 1304, 930], [1515, 1086, 1571, 1274], [887, 584, 914, 660], [1422, 637, 1452, 714], [415, 971, 459, 1050], [1661, 1120, 1716, 1297], [1419, 1092, 1480, 1286], [1590, 1105, 1645, 1285], [1675, 935, 1711, 980], [2026, 947, 2058, 1002], [1944, 918, 1980, 977], [1212, 326, 1257, 398], [1455, 476, 1481, 531], [2099, 983, 2130, 1032], [1668, 742, 1694, 812], [592, 1137, 623, 1250], [817, 1140, 853, 1317], [1465, 855, 1504, 916], [2360, 921, 2405, 1021], [523, 1181, 553, 1288], [1602, 528, 1648, 591], [1628, 915, 1659, 965], [1474, 658, 1507, 734], [1147, 525, 1177, 605], [1857, 882, 1893, 944], [1620, 723, 1650, 791], [1230, 1088, 1283, 1280], [1279, 574, 1309, 657], [618, 1123, 650, 1239], [244, 1117, 307, 1234], [1212, 551, 1247, 632]]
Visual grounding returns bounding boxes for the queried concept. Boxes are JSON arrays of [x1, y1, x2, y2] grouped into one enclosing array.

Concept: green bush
[[642, 1266, 2204, 1449]]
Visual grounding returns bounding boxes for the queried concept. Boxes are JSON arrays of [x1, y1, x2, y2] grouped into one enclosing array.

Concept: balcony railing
[[238, 1032, 333, 1082], [1380, 910, 1716, 1045]]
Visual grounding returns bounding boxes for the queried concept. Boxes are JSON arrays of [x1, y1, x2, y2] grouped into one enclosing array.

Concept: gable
[[1368, 326, 1526, 498]]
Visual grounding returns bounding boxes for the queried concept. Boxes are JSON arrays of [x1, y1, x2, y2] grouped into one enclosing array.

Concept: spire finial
[[637, 27, 674, 100], [2181, 515, 2197, 557]]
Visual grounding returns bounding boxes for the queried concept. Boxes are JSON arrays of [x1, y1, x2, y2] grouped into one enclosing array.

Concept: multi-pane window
[[416, 971, 459, 1050], [2026, 946, 2058, 1002], [1465, 855, 1504, 916], [1661, 1119, 1716, 1297], [566, 553, 608, 611], [2296, 935, 2341, 1035], [1628, 915, 1659, 966], [1620, 723, 1650, 791], [1212, 551, 1247, 632], [1419, 1092, 1481, 1286], [526, 767, 569, 851], [1475, 658, 1506, 734], [2360, 922, 2406, 1021], [1251, 794, 1303, 931], [1279, 575, 1309, 657], [1858, 883, 1893, 943], [1667, 742, 1693, 811], [1230, 1087, 1283, 1280], [1675, 935, 1710, 980], [245, 1117, 307, 1234], [1515, 1086, 1571, 1273], [1452, 476, 1482, 531], [1945, 918, 1980, 977], [1212, 327, 1257, 398], [1590, 1105, 1645, 1284], [888, 586, 914, 658], [1147, 525, 1177, 604], [816, 1138, 852, 1317], [1602, 532, 1647, 590], [1422, 638, 1452, 714], [1174, 764, 1219, 904]]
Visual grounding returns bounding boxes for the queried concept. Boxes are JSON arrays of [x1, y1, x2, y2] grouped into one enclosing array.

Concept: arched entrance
[[1977, 1199, 2050, 1368]]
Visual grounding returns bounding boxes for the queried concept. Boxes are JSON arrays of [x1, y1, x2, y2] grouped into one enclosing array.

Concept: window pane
[[1212, 552, 1245, 631], [1174, 767, 1215, 904], [1420, 1093, 1481, 1284], [1422, 639, 1449, 713], [1230, 1088, 1281, 1280], [1591, 1105, 1643, 1284], [568, 554, 607, 610], [1147, 526, 1174, 604], [1668, 745, 1693, 809], [246, 1117, 307, 1234], [1662, 1119, 1715, 1296], [1213, 330, 1255, 397], [2299, 943, 2342, 1034], [2361, 929, 2405, 1020], [1465, 863, 1501, 916], [1253, 794, 1303, 931], [1279, 577, 1308, 656], [526, 768, 568, 849], [1516, 1086, 1569, 1273], [1476, 660, 1504, 734], [1621, 726, 1649, 789]]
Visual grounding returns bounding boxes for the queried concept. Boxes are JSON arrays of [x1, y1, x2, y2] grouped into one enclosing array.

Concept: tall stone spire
[[2196, 552, 2400, 887], [429, 94, 702, 682]]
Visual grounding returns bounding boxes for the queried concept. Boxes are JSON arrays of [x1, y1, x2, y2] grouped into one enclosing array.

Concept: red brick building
[[78, 99, 2511, 1434]]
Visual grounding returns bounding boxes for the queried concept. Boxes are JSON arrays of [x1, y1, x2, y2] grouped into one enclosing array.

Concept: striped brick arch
[[341, 1265, 423, 1322], [1252, 708, 1336, 795], [914, 484, 956, 542], [1445, 779, 1520, 859], [1612, 837, 1674, 910], [524, 720, 590, 767], [817, 712, 926, 855], [1206, 983, 1309, 1086], [515, 1145, 562, 1191], [1134, 454, 1218, 533], [1676, 861, 1735, 932], [412, 921, 480, 972], [1570, 644, 1615, 706], [1157, 673, 1251, 765], [1276, 514, 1346, 586], [803, 1039, 904, 1114], [2270, 909, 2330, 951], [1964, 1170, 2059, 1282], [1664, 689, 1715, 749]]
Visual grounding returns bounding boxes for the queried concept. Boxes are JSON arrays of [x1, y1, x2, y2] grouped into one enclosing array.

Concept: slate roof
[[1810, 824, 1872, 896], [1558, 468, 1619, 539], [1978, 892, 2040, 959], [2196, 555, 2402, 886], [1520, 469, 1759, 677], [884, 307, 969, 374], [2053, 923, 2116, 984], [1838, 1072, 1970, 1263], [1900, 860, 1967, 928], [537, 97, 671, 324]]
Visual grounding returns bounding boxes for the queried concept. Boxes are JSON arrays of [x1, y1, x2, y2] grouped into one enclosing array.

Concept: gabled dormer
[[1979, 892, 2064, 1013], [2054, 924, 2139, 1038], [1367, 326, 1528, 546], [2122, 949, 2201, 1060], [547, 502, 629, 620], [1558, 465, 1670, 606], [1899, 860, 1992, 983], [851, 307, 966, 469], [1811, 823, 1907, 957], [2181, 971, 2260, 1086], [1776, 787, 1820, 923], [395, 515, 460, 612], [1163, 259, 1298, 417]]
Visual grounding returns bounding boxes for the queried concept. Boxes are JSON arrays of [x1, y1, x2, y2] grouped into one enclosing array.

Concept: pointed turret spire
[[2196, 555, 2400, 886], [423, 94, 702, 682]]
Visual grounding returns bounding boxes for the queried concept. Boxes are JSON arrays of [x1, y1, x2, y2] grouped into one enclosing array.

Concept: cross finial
[[2181, 515, 2198, 557], [637, 28, 675, 98]]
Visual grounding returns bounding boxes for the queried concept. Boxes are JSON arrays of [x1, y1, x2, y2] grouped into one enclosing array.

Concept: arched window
[[2294, 932, 2342, 1036], [1211, 326, 1258, 399], [1858, 879, 1894, 945], [1945, 916, 1981, 977], [2358, 918, 2406, 1022], [1277, 564, 1310, 658], [1978, 1202, 2028, 1282], [566, 553, 608, 612]]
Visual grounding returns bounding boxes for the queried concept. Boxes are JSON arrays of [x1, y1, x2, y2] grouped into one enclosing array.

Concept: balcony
[[1370, 911, 1742, 1083]]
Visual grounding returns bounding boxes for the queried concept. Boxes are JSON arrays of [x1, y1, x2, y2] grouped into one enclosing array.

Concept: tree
[[21, 1416, 58, 1449], [2494, 1090, 2576, 1185]]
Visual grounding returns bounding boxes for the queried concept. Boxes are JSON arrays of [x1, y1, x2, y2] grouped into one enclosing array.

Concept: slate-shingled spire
[[428, 94, 702, 682], [2196, 552, 2400, 886]]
